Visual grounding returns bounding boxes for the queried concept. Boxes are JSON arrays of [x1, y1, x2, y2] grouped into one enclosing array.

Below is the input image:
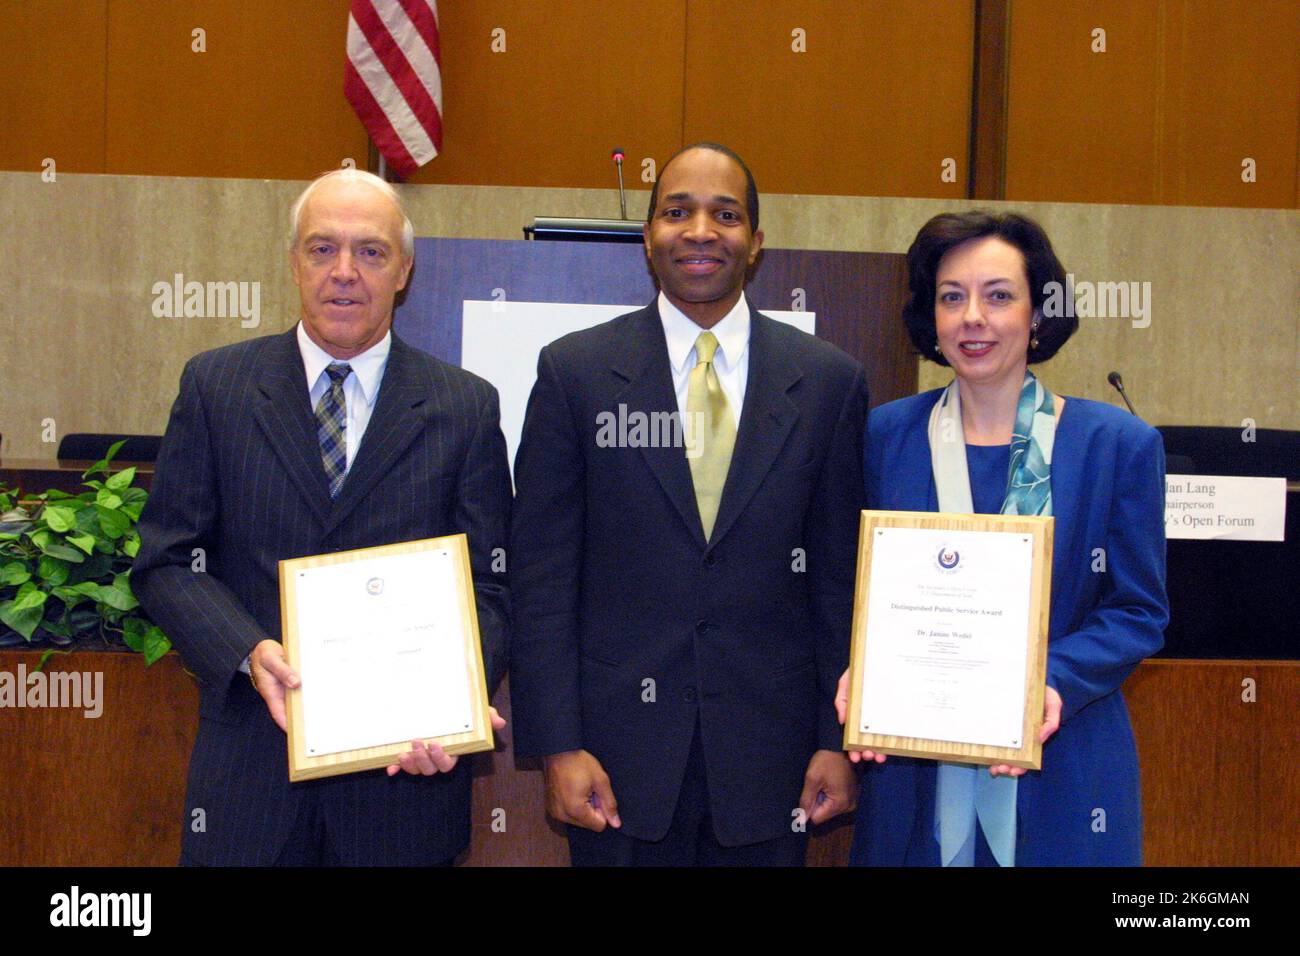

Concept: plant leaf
[[0, 599, 43, 639], [0, 561, 31, 586], [95, 488, 124, 510], [66, 532, 97, 555], [119, 487, 148, 506], [92, 583, 138, 612], [12, 582, 50, 612], [82, 439, 127, 480], [74, 506, 101, 533], [37, 555, 70, 586], [35, 538, 86, 563], [104, 467, 137, 491], [94, 504, 130, 540], [122, 626, 144, 652], [142, 625, 172, 665], [43, 505, 77, 531]]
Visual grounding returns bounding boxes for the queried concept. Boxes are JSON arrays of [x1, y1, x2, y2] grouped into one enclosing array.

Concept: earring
[[1030, 321, 1040, 350], [933, 343, 942, 353]]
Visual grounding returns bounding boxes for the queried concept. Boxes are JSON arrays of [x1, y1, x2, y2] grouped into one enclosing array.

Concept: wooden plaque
[[279, 534, 494, 782], [843, 510, 1053, 770]]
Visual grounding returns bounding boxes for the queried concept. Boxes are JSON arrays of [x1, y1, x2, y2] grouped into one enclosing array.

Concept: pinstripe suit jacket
[[133, 327, 511, 866]]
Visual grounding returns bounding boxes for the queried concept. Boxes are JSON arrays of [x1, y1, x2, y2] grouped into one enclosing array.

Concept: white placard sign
[[1164, 475, 1287, 541], [459, 300, 816, 474]]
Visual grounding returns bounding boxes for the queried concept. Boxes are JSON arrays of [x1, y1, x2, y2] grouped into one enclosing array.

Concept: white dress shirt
[[243, 324, 392, 676], [297, 321, 391, 471], [657, 290, 750, 420]]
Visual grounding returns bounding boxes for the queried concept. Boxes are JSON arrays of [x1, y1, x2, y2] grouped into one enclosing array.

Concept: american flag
[[345, 0, 443, 178]]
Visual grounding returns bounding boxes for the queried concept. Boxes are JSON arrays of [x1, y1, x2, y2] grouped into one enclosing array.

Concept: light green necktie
[[686, 331, 737, 540]]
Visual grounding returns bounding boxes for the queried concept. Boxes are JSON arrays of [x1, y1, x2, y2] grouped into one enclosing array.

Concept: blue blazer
[[850, 389, 1168, 866]]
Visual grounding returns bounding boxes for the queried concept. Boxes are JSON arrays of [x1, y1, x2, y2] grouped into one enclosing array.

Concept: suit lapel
[[612, 305, 709, 549], [709, 310, 801, 548], [322, 334, 430, 536], [253, 329, 332, 526]]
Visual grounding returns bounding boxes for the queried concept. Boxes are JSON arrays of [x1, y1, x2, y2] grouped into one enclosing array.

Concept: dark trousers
[[179, 786, 454, 867], [567, 720, 809, 867]]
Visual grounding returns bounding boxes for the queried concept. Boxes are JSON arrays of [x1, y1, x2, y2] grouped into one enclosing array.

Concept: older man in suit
[[509, 144, 867, 865], [133, 169, 510, 866]]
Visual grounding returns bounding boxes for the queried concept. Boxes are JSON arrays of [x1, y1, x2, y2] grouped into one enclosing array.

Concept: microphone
[[611, 147, 628, 220], [1107, 371, 1137, 415]]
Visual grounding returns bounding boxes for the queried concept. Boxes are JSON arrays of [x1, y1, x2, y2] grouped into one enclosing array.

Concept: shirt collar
[[658, 290, 751, 374], [296, 322, 392, 407]]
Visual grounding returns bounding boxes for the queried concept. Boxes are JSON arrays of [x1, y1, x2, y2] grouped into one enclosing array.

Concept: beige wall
[[0, 171, 1295, 461]]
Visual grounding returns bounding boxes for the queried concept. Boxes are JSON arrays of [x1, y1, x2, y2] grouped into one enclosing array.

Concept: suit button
[[696, 620, 712, 634], [683, 687, 696, 703], [704, 553, 719, 568]]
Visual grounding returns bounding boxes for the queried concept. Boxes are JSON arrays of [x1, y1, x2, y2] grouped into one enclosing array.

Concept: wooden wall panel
[[3, 1, 1294, 206], [1162, 0, 1299, 208], [104, 0, 369, 180], [408, 1, 687, 191], [1006, 0, 1299, 208], [1006, 0, 1162, 204], [0, 1, 109, 175], [682, 0, 974, 199]]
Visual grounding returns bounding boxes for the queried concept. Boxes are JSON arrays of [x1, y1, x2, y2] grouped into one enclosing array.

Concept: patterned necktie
[[686, 331, 737, 540], [315, 362, 351, 498]]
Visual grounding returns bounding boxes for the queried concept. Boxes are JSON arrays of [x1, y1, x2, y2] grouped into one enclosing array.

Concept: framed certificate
[[843, 510, 1053, 770], [279, 535, 495, 782]]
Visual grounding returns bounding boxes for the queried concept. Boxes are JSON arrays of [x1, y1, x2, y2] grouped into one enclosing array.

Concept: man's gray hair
[[288, 168, 415, 258]]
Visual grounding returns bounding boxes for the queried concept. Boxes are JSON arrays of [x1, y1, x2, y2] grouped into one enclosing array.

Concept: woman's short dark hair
[[901, 211, 1077, 365]]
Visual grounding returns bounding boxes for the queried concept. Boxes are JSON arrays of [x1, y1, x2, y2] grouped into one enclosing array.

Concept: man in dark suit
[[509, 143, 867, 865], [133, 169, 510, 866]]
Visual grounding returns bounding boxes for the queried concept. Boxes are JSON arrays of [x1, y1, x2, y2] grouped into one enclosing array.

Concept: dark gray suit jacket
[[133, 328, 510, 866], [509, 302, 866, 846]]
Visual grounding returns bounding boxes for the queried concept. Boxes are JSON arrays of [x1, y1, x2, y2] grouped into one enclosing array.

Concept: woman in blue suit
[[837, 212, 1168, 866]]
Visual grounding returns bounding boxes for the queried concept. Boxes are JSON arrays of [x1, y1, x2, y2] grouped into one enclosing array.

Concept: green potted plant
[[0, 440, 170, 664]]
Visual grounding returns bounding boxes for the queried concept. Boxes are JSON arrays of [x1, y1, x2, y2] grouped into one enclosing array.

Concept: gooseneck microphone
[[1108, 371, 1137, 415], [611, 147, 628, 220]]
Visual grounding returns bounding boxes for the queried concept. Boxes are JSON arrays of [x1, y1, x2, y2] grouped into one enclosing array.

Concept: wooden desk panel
[[0, 458, 155, 495], [1124, 659, 1299, 866], [1, 651, 1292, 866]]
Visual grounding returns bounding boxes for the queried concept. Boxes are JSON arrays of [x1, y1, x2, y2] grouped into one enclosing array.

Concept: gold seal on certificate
[[843, 510, 1053, 770], [278, 535, 495, 781]]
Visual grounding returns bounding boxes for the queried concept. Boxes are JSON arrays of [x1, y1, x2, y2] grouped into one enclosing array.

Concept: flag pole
[[365, 136, 396, 182]]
